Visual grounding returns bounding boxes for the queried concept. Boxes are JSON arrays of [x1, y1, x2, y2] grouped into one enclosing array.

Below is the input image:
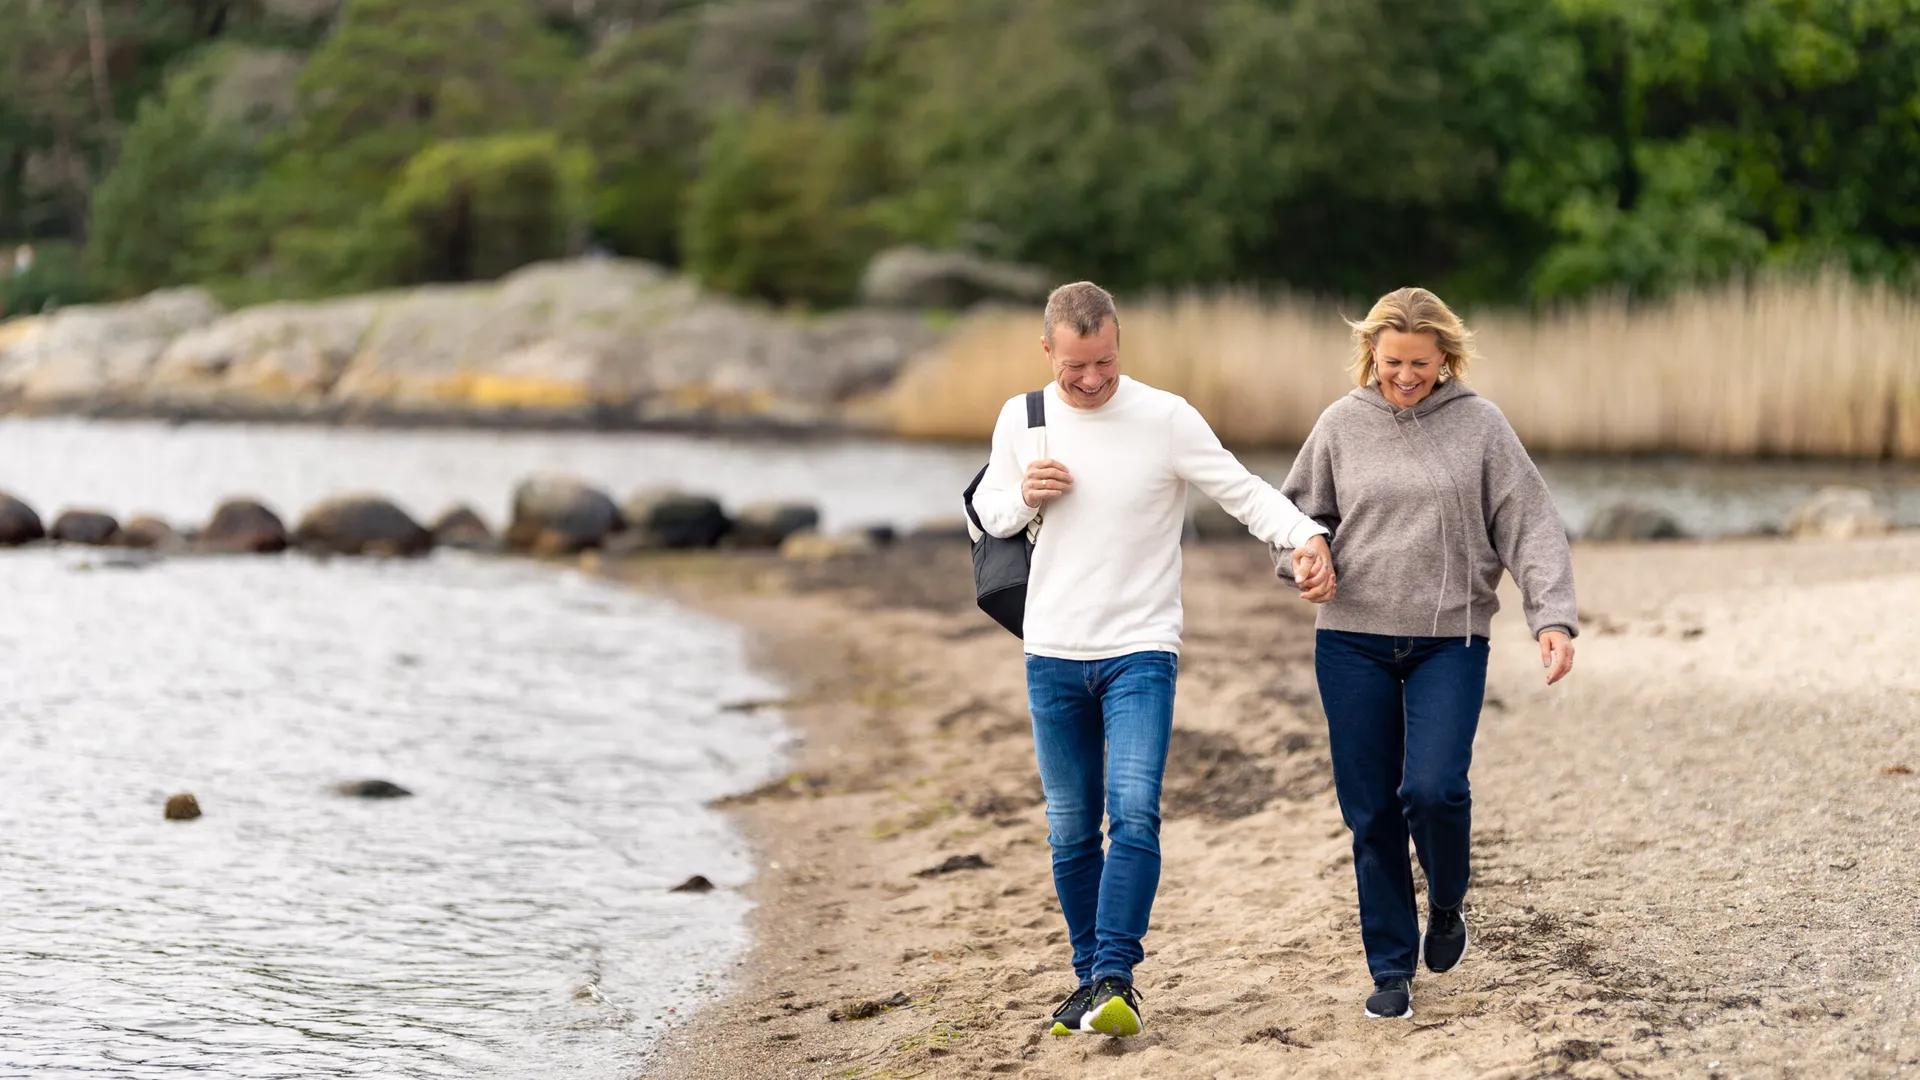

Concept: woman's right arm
[[1273, 411, 1341, 583], [970, 398, 1039, 540]]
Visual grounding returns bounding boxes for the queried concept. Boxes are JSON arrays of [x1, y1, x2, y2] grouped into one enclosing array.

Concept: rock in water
[[622, 488, 731, 549], [0, 492, 47, 545], [430, 505, 496, 551], [730, 501, 821, 549], [51, 509, 123, 546], [670, 874, 716, 893], [121, 515, 181, 550], [507, 475, 622, 554], [164, 793, 202, 820], [1585, 503, 1686, 541], [334, 779, 413, 798], [199, 498, 288, 553], [294, 495, 432, 557], [1786, 486, 1892, 540]]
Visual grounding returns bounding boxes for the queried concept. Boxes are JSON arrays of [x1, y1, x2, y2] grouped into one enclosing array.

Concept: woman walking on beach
[[1279, 286, 1578, 1020]]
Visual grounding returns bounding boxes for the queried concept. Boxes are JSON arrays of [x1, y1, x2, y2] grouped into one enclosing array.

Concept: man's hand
[[1539, 629, 1574, 685], [1022, 459, 1074, 508], [1292, 534, 1336, 604]]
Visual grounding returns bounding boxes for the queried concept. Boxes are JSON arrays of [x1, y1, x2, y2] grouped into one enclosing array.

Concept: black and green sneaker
[[1079, 976, 1144, 1036], [1047, 984, 1096, 1036]]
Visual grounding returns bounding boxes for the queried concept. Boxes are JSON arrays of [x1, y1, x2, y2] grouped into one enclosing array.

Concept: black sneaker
[[1047, 984, 1096, 1036], [1364, 976, 1413, 1019], [1422, 904, 1469, 973], [1080, 976, 1144, 1036]]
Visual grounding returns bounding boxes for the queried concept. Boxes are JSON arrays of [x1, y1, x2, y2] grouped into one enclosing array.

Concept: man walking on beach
[[968, 282, 1335, 1036]]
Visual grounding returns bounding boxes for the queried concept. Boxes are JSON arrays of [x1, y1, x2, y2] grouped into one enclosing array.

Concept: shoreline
[[619, 535, 1920, 1079]]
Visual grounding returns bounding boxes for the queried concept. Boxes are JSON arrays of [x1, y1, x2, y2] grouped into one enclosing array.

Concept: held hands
[[1022, 459, 1074, 508], [1292, 534, 1336, 604], [1539, 629, 1575, 685]]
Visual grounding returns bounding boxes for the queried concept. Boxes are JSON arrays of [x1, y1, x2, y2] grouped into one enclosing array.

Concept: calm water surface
[[0, 549, 788, 1077]]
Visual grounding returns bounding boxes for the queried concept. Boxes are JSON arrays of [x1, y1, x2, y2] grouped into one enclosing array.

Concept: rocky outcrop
[[508, 475, 623, 554], [0, 492, 45, 545], [51, 509, 121, 545], [0, 289, 222, 407], [294, 495, 433, 556], [0, 259, 945, 430], [1786, 486, 1892, 540], [200, 498, 289, 553], [859, 246, 1051, 309], [780, 530, 877, 561]]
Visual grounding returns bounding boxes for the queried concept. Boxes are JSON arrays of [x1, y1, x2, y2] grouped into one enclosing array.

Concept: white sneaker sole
[[1364, 1003, 1414, 1020]]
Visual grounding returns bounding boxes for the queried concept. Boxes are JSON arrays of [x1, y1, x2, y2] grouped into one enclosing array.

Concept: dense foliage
[[3, 0, 1916, 309]]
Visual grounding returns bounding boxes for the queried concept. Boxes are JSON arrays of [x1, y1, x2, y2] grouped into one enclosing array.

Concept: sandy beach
[[627, 532, 1920, 1079]]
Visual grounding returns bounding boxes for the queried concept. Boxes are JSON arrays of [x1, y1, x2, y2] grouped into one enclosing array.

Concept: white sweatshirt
[[971, 376, 1327, 660]]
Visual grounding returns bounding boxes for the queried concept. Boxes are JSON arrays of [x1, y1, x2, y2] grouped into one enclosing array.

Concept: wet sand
[[626, 533, 1920, 1079]]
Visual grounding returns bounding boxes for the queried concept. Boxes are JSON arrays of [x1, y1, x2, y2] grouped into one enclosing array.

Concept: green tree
[[567, 17, 706, 262], [87, 44, 292, 295], [377, 132, 592, 283], [682, 82, 879, 305]]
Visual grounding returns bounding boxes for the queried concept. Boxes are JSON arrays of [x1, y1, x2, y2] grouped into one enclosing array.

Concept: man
[[969, 281, 1335, 1037]]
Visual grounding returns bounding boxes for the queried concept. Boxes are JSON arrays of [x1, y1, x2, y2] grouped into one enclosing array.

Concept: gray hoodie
[[1275, 380, 1579, 642]]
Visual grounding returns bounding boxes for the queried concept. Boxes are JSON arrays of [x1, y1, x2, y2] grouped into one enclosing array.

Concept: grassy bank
[[870, 274, 1920, 460]]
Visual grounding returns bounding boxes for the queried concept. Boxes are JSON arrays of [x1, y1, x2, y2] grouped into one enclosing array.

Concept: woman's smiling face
[[1374, 328, 1445, 410]]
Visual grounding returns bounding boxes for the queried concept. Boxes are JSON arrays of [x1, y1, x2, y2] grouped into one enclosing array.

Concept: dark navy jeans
[[1025, 650, 1177, 986], [1314, 630, 1489, 980]]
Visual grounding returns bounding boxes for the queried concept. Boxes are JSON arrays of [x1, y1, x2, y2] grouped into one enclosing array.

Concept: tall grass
[[866, 273, 1920, 460]]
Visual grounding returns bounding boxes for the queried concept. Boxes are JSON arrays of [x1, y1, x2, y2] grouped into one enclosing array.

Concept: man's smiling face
[[1046, 318, 1120, 410]]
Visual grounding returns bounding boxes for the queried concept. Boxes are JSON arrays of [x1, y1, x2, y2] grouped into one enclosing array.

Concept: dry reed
[[868, 273, 1920, 459]]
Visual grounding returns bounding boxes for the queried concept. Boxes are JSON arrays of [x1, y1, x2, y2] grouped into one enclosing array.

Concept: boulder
[[507, 475, 623, 553], [623, 488, 731, 549], [1584, 503, 1686, 542], [164, 793, 202, 820], [0, 492, 45, 545], [859, 246, 1051, 309], [1786, 486, 1892, 540], [120, 515, 181, 550], [731, 501, 821, 549], [430, 505, 496, 551], [294, 495, 432, 557], [333, 779, 412, 798], [780, 530, 878, 561], [199, 498, 288, 554], [50, 509, 121, 546]]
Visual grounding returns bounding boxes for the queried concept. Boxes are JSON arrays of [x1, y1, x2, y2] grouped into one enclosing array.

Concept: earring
[[1438, 365, 1452, 383]]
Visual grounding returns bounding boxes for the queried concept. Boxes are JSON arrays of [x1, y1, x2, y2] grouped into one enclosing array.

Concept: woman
[[1277, 286, 1577, 1020]]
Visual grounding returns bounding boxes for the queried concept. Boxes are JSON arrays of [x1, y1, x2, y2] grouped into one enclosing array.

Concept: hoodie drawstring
[[1410, 411, 1475, 645], [1391, 417, 1453, 638]]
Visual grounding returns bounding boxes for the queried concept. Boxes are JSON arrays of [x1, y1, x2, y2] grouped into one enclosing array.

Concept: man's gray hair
[[1043, 281, 1119, 345]]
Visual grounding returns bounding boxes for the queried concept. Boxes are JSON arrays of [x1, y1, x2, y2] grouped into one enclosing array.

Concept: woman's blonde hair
[[1346, 286, 1478, 388]]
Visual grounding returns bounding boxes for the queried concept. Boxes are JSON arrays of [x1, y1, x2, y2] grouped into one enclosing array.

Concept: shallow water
[[0, 549, 788, 1077]]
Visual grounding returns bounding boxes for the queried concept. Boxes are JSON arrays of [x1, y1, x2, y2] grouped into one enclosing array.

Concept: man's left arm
[[1169, 401, 1326, 550]]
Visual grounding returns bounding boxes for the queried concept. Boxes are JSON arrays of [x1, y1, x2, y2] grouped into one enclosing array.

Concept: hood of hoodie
[[1348, 378, 1478, 418]]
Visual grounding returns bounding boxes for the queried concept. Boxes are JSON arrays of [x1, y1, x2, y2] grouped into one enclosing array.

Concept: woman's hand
[[1293, 535, 1337, 604], [1539, 629, 1574, 685]]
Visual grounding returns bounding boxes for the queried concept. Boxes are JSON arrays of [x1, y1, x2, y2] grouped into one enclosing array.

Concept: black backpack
[[961, 389, 1047, 637]]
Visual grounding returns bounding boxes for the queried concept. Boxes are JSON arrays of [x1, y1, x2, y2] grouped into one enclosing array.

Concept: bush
[[0, 241, 103, 316], [681, 87, 880, 306], [377, 132, 593, 284]]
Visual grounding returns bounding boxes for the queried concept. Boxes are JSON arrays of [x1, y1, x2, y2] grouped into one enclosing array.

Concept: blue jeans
[[1025, 650, 1177, 986], [1314, 630, 1489, 981]]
